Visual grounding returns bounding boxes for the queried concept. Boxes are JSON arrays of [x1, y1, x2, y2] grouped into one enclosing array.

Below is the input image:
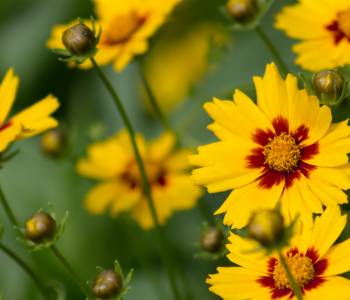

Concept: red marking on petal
[[246, 147, 265, 168], [252, 129, 274, 146], [301, 143, 319, 160], [258, 169, 285, 189], [0, 122, 11, 132], [292, 125, 309, 144], [272, 116, 289, 135], [303, 276, 326, 291], [326, 21, 349, 44]]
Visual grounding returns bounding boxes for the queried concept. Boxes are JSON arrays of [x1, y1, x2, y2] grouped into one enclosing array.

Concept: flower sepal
[[88, 260, 133, 300], [17, 207, 69, 252], [52, 18, 101, 65], [194, 222, 228, 261], [222, 0, 275, 31]]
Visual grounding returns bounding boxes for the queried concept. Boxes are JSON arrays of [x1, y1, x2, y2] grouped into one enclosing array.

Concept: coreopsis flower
[[77, 130, 201, 229], [0, 69, 59, 152], [275, 0, 350, 71], [47, 0, 182, 71], [190, 63, 350, 229], [207, 206, 350, 299]]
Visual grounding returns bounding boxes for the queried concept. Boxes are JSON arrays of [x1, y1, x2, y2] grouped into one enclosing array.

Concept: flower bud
[[40, 129, 66, 157], [25, 212, 56, 242], [248, 210, 284, 247], [62, 23, 96, 56], [226, 0, 257, 23], [312, 70, 344, 104], [92, 270, 123, 299], [201, 227, 224, 253]]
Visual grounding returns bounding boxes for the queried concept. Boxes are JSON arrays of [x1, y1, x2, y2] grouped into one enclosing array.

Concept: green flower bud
[[62, 24, 96, 56], [248, 210, 284, 248], [25, 212, 56, 242], [226, 0, 257, 23], [92, 270, 123, 299], [201, 227, 224, 253], [40, 128, 66, 157], [312, 70, 345, 104]]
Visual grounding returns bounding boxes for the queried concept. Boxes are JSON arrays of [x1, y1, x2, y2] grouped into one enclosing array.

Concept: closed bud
[[40, 129, 66, 157], [62, 23, 96, 56], [25, 212, 56, 242], [226, 0, 257, 23], [312, 70, 344, 104], [201, 227, 224, 253], [248, 210, 284, 248], [92, 270, 123, 299]]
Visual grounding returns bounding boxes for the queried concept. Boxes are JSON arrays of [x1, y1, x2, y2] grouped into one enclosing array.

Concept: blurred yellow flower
[[275, 0, 350, 71], [190, 63, 350, 229], [143, 23, 228, 113], [207, 206, 350, 299], [77, 130, 201, 229], [47, 0, 182, 71], [0, 69, 59, 152]]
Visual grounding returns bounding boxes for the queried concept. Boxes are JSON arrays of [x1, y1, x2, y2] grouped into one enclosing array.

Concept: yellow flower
[[275, 0, 350, 71], [0, 69, 59, 152], [77, 130, 202, 229], [47, 0, 182, 71], [190, 63, 350, 229], [143, 23, 228, 113], [207, 206, 350, 300]]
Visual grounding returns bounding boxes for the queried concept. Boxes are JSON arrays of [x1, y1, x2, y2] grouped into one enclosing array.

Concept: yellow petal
[[0, 123, 21, 152], [226, 233, 267, 272], [11, 94, 59, 137], [309, 205, 346, 259], [84, 182, 117, 214], [306, 276, 350, 300], [323, 238, 350, 276], [0, 69, 19, 123], [148, 131, 176, 162], [207, 267, 268, 299], [218, 180, 284, 229]]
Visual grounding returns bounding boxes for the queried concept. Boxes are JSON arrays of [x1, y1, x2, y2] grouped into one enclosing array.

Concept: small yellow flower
[[207, 206, 350, 300], [77, 130, 202, 229], [190, 63, 350, 229], [275, 0, 350, 71], [47, 0, 182, 71], [0, 69, 59, 152]]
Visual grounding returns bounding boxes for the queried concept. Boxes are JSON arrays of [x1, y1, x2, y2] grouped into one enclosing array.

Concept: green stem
[[278, 251, 303, 300], [0, 183, 19, 227], [90, 58, 182, 300], [255, 26, 289, 76], [0, 243, 50, 300], [50, 245, 90, 298], [139, 63, 171, 131]]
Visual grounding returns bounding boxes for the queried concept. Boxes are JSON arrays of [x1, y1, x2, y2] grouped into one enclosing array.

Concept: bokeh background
[[1, 0, 348, 299]]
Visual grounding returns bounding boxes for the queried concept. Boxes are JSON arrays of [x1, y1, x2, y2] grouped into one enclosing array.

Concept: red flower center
[[246, 116, 319, 189], [257, 247, 328, 299], [326, 8, 350, 45]]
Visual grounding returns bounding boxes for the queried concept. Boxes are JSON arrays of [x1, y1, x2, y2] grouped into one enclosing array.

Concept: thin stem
[[50, 245, 90, 298], [278, 251, 303, 300], [255, 26, 289, 76], [0, 183, 19, 227], [139, 63, 171, 131], [90, 58, 182, 300], [0, 243, 50, 300]]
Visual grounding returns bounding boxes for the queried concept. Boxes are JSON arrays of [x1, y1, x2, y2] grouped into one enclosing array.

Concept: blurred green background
[[2, 0, 348, 299]]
